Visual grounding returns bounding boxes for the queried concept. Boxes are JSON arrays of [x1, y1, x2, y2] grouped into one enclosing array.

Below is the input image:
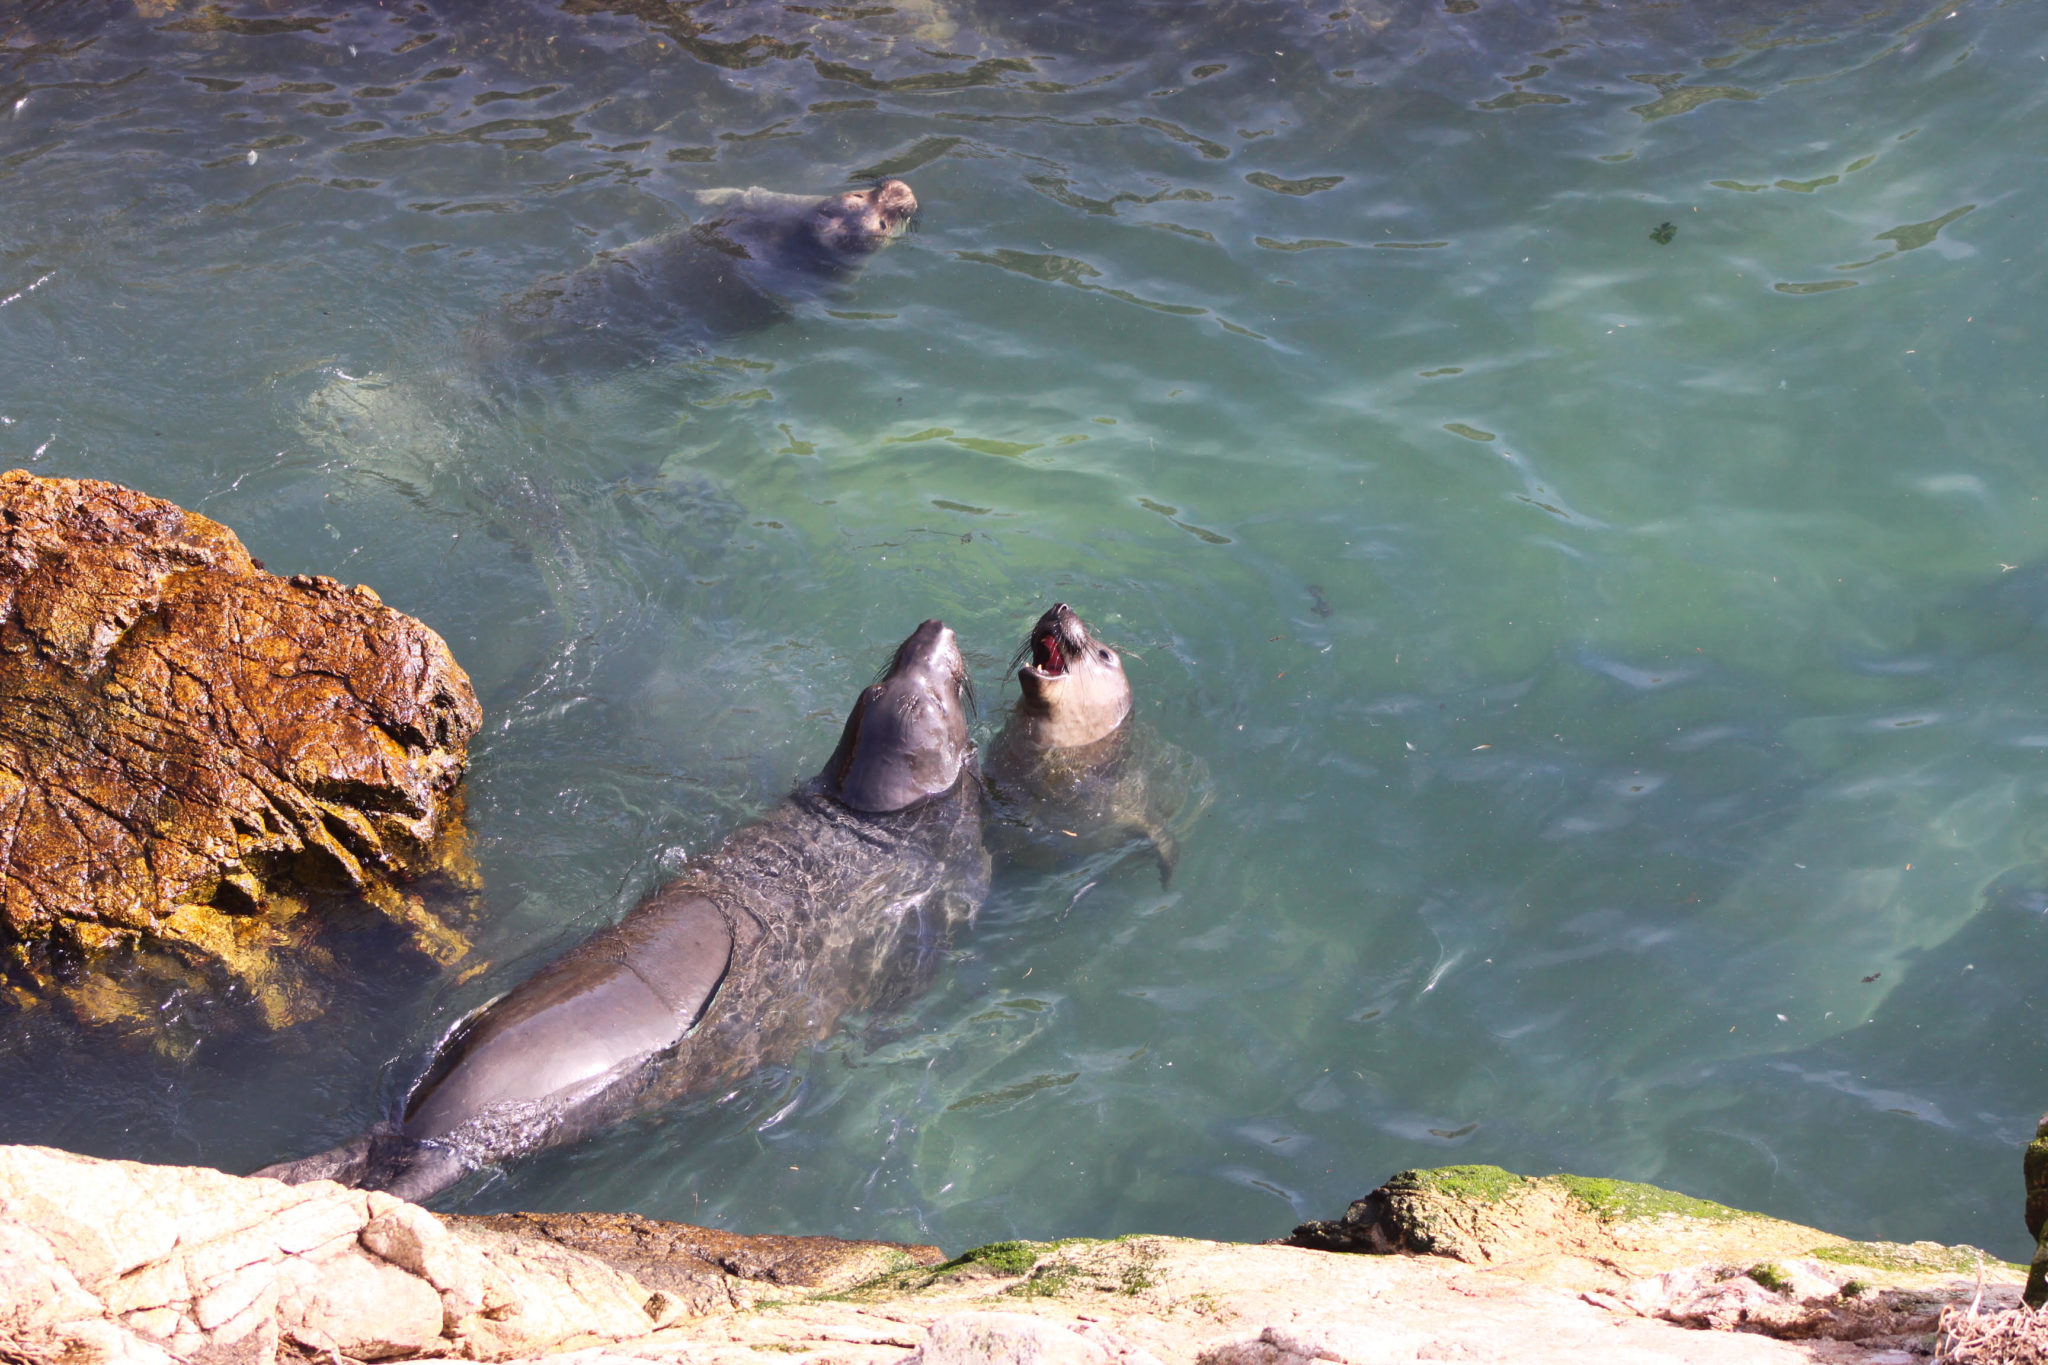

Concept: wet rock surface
[[0, 470, 481, 1028]]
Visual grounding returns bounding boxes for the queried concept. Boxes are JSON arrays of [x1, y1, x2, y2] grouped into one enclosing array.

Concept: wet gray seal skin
[[254, 619, 985, 1203], [983, 603, 1210, 888], [470, 179, 918, 380]]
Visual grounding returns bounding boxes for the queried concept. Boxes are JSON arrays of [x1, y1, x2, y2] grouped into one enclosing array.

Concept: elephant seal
[[471, 178, 918, 378], [983, 603, 1210, 887], [255, 618, 985, 1203]]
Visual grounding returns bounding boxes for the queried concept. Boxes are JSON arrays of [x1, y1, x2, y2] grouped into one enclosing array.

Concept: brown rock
[[444, 1209, 946, 1314], [0, 469, 481, 1027]]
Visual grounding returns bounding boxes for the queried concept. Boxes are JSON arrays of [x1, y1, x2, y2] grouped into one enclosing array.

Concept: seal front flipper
[[1148, 823, 1179, 890], [400, 896, 734, 1155]]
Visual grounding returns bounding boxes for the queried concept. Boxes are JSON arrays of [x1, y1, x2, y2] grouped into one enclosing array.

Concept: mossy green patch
[[1553, 1174, 1748, 1224], [943, 1240, 1046, 1276], [1810, 1240, 2022, 1277], [1006, 1264, 1079, 1298], [1391, 1166, 1750, 1224], [1747, 1262, 1792, 1292], [1394, 1165, 1529, 1203]]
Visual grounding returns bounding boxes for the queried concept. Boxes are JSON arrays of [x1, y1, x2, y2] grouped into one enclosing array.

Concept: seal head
[[1010, 602, 1133, 750], [808, 179, 919, 260], [822, 618, 974, 812]]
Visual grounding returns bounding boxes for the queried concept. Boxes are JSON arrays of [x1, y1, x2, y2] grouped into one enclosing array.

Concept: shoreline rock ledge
[[0, 1145, 2033, 1365], [0, 470, 481, 1029]]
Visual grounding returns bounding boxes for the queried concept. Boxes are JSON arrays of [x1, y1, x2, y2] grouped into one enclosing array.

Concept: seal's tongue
[[1033, 630, 1067, 676]]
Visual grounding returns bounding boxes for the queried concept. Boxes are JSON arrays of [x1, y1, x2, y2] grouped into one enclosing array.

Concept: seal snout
[[1026, 603, 1086, 679], [815, 179, 919, 257], [870, 178, 917, 234]]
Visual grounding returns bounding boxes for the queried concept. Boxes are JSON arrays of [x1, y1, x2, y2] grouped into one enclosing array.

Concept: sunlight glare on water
[[2, 0, 2046, 1257]]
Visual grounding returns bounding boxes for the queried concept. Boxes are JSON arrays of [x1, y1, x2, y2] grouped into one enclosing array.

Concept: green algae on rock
[[1281, 1163, 2020, 1290], [1281, 1164, 1762, 1264], [0, 470, 482, 1030], [2026, 1112, 2048, 1307]]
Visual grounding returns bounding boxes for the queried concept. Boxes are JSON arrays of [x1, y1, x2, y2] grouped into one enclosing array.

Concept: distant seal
[[255, 618, 984, 1202], [472, 178, 919, 378], [983, 603, 1209, 886]]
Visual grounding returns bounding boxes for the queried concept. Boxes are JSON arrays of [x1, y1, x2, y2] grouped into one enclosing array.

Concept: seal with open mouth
[[254, 619, 985, 1203], [472, 179, 919, 379], [983, 603, 1209, 887]]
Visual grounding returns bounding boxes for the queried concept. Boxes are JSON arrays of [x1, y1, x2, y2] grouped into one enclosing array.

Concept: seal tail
[[251, 1130, 471, 1204]]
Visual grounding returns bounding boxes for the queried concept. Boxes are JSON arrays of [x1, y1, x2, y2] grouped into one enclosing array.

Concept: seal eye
[[1097, 649, 1112, 662]]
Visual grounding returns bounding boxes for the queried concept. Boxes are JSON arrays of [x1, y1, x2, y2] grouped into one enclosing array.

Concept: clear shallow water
[[3, 0, 2046, 1256]]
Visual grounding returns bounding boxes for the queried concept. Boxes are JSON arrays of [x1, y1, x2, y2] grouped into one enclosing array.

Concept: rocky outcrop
[[1283, 1164, 2023, 1351], [0, 470, 481, 1029], [2025, 1114, 2048, 1307], [0, 1144, 661, 1363], [0, 1145, 941, 1364], [0, 1147, 2028, 1365]]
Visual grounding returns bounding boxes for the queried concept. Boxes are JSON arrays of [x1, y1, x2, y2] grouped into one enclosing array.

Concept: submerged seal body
[[257, 618, 984, 1202], [983, 603, 1209, 886], [473, 179, 918, 378]]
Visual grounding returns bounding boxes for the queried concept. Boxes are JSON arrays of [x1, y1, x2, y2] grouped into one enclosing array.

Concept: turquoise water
[[3, 0, 2046, 1257]]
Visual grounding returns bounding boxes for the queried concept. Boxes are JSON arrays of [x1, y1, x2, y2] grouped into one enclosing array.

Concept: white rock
[[918, 1311, 1114, 1365], [0, 1145, 670, 1365], [1197, 1323, 1422, 1365]]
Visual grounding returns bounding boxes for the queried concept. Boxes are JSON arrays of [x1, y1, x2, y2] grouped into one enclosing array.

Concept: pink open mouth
[[1032, 631, 1067, 676]]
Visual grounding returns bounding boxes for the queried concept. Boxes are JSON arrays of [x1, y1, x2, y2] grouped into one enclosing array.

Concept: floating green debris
[[1776, 175, 1839, 193], [948, 1072, 1080, 1112], [1246, 171, 1345, 195], [1477, 90, 1569, 110], [1254, 237, 1354, 251], [1877, 203, 1976, 253], [1711, 180, 1767, 192], [1627, 73, 1759, 121], [1136, 117, 1230, 159], [853, 135, 966, 180], [949, 437, 1043, 458], [1651, 221, 1677, 244], [1444, 422, 1497, 441]]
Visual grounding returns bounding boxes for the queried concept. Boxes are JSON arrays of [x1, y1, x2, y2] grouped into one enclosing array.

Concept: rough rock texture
[[1281, 1165, 2023, 1353], [0, 470, 481, 1028], [0, 1144, 664, 1364], [443, 1210, 947, 1315], [2024, 1113, 2048, 1307], [2, 1148, 2028, 1365]]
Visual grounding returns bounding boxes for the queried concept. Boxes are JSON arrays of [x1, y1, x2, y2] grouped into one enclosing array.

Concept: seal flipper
[[1149, 825, 1180, 890], [397, 896, 734, 1170], [251, 1131, 375, 1186]]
